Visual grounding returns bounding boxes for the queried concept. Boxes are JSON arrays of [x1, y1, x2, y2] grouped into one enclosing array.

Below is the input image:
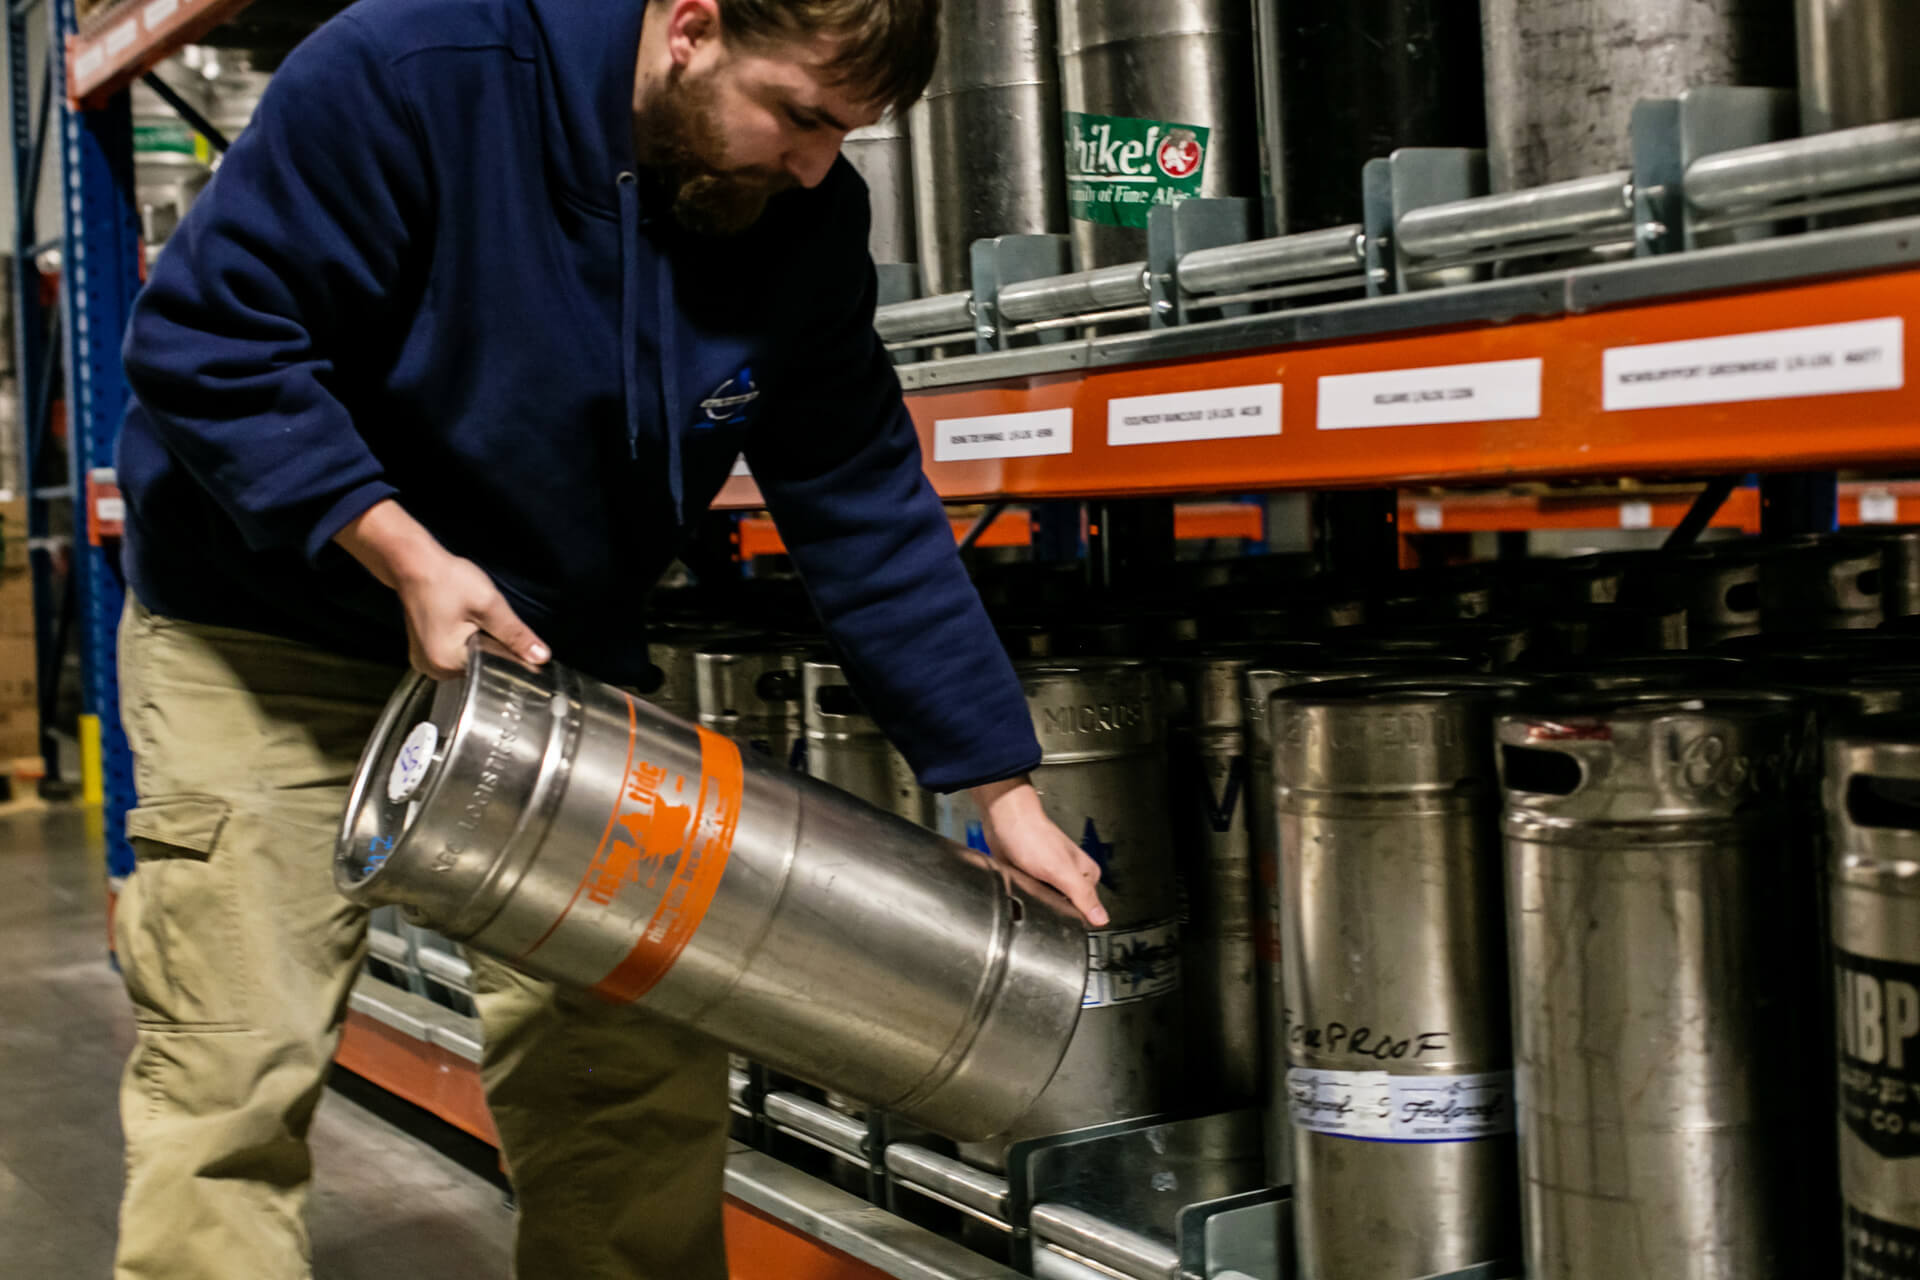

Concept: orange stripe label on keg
[[591, 724, 744, 1004]]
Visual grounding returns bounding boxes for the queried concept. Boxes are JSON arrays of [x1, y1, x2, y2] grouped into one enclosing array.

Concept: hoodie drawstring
[[616, 171, 687, 525]]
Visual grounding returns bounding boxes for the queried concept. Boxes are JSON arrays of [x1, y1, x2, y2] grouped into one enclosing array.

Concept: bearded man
[[109, 0, 1107, 1275]]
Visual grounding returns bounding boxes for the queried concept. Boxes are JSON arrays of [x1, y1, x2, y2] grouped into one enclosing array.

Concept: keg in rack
[[645, 624, 731, 722], [695, 639, 805, 771], [335, 643, 1086, 1140], [907, 0, 1066, 294], [1481, 0, 1795, 191], [1757, 535, 1887, 633], [1056, 0, 1258, 268], [802, 660, 934, 826], [1798, 0, 1920, 133], [1631, 549, 1763, 649], [841, 113, 918, 267], [1825, 717, 1920, 1278], [1163, 652, 1261, 1110], [941, 659, 1185, 1156], [1274, 676, 1526, 1280], [1499, 691, 1823, 1279], [1856, 526, 1920, 620]]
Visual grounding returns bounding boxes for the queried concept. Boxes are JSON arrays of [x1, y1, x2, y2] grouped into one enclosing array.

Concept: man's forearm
[[334, 498, 449, 590]]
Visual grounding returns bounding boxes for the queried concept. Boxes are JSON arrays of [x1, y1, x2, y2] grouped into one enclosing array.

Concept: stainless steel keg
[[695, 639, 805, 770], [1482, 0, 1796, 191], [1757, 535, 1886, 632], [803, 659, 935, 826], [644, 623, 729, 721], [1241, 651, 1475, 1187], [1825, 718, 1920, 1279], [907, 0, 1067, 293], [1500, 691, 1820, 1279], [1856, 527, 1920, 620], [1798, 0, 1920, 133], [1275, 676, 1525, 1280], [940, 659, 1186, 1156], [1057, 0, 1258, 268], [335, 643, 1086, 1140], [1634, 549, 1764, 648], [1163, 653, 1261, 1110], [841, 113, 918, 266]]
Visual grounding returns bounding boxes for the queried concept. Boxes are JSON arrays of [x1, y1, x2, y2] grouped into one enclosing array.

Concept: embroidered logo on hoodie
[[699, 367, 759, 426]]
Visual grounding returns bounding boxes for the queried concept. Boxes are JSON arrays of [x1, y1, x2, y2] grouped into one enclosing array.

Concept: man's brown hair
[[717, 0, 940, 115]]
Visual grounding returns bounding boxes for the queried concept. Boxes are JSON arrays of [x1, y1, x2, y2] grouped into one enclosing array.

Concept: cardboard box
[[0, 500, 24, 574], [0, 704, 38, 763], [0, 635, 35, 707], [0, 568, 33, 639]]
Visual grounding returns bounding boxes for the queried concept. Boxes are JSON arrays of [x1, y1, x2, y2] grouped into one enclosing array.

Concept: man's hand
[[970, 777, 1110, 928], [335, 499, 550, 679]]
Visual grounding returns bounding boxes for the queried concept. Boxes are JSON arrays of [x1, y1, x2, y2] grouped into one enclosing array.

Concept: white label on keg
[[387, 721, 440, 804], [1619, 500, 1653, 530], [1861, 489, 1901, 524], [1082, 917, 1181, 1009], [1287, 1067, 1514, 1142], [1317, 358, 1543, 430], [1413, 500, 1444, 531], [932, 408, 1073, 462], [1106, 383, 1280, 447], [1602, 317, 1904, 411]]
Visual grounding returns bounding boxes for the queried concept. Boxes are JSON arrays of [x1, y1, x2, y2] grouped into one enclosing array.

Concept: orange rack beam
[[715, 266, 1920, 510], [736, 501, 1264, 558], [1396, 480, 1920, 534], [67, 0, 256, 107]]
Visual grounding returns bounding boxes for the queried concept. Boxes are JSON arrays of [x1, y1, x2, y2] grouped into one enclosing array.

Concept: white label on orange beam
[[1318, 358, 1543, 430], [1414, 501, 1444, 531], [1603, 317, 1904, 410], [104, 19, 138, 54], [142, 0, 179, 28], [1861, 489, 1900, 524], [932, 408, 1073, 462], [1619, 500, 1654, 530], [729, 455, 752, 478], [74, 46, 107, 79], [1106, 382, 1281, 447]]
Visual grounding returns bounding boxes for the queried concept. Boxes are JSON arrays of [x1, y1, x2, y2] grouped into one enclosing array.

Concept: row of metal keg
[[644, 529, 1918, 1280]]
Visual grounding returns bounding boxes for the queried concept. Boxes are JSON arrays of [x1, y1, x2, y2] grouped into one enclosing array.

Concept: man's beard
[[634, 68, 796, 237]]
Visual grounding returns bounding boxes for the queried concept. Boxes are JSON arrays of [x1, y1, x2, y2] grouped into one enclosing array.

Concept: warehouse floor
[[0, 802, 515, 1276]]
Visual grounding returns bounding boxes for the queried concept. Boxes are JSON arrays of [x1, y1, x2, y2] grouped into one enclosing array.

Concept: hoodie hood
[[523, 0, 650, 211]]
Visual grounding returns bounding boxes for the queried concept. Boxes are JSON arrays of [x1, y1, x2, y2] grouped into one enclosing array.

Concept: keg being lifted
[[335, 644, 1087, 1140], [1057, 0, 1258, 268], [1275, 676, 1526, 1280], [941, 659, 1185, 1157], [1500, 691, 1823, 1279], [1825, 717, 1920, 1278]]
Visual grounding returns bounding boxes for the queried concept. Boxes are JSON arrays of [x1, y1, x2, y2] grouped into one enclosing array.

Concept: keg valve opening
[[1501, 744, 1583, 796]]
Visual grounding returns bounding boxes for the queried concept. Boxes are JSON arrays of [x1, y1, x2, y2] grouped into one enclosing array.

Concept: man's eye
[[786, 109, 820, 132]]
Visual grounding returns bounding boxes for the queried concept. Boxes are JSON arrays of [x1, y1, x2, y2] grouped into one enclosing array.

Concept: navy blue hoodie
[[116, 0, 1042, 791]]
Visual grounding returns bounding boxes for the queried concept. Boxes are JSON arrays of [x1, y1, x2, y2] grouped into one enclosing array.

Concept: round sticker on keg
[[388, 721, 439, 803]]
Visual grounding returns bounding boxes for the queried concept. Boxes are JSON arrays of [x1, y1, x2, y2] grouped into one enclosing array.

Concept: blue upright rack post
[[7, 0, 67, 787], [50, 0, 140, 880]]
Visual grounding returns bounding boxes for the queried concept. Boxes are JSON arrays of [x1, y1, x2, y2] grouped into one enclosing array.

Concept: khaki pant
[[113, 602, 730, 1279]]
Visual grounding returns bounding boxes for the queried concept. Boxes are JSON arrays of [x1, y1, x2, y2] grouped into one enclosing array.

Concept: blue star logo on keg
[[1080, 817, 1118, 890]]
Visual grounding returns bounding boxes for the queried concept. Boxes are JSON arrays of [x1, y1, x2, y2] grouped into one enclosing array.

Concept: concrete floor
[[0, 801, 515, 1277]]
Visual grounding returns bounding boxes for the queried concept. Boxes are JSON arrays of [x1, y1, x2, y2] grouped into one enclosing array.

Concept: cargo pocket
[[117, 795, 255, 1030]]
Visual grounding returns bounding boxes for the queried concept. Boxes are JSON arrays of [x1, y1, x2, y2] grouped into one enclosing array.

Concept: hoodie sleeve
[[120, 13, 423, 562], [745, 180, 1042, 793]]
